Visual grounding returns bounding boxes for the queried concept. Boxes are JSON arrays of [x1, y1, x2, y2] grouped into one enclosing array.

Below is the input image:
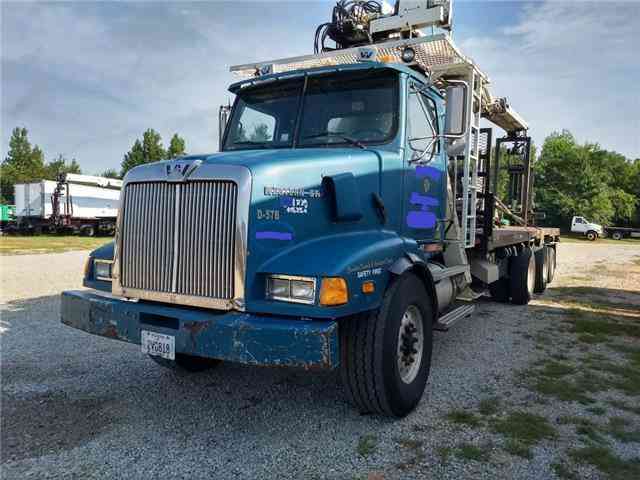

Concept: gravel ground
[[1, 243, 639, 479]]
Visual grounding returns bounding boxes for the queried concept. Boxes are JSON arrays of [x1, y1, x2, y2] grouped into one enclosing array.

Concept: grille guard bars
[[112, 162, 252, 311]]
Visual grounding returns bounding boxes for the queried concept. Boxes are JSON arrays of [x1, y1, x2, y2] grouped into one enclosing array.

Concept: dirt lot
[[1, 243, 639, 479]]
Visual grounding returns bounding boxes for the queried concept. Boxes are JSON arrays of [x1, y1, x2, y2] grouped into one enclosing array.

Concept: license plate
[[141, 330, 175, 360]]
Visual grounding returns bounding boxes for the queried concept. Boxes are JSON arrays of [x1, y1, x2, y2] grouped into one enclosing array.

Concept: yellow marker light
[[320, 277, 348, 306], [361, 281, 375, 294]]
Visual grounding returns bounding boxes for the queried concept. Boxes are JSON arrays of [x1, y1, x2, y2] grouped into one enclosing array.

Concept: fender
[[389, 253, 439, 322], [249, 230, 405, 318]]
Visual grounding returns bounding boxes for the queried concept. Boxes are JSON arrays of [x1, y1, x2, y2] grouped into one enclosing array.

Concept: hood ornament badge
[[165, 159, 202, 182]]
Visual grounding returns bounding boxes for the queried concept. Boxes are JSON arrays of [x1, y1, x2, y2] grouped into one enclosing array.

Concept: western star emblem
[[165, 159, 202, 182]]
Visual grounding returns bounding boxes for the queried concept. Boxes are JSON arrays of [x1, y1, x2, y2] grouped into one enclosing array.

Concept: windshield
[[223, 69, 398, 151]]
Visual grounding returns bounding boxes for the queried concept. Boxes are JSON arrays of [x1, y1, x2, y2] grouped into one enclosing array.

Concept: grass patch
[[559, 416, 608, 444], [436, 446, 453, 463], [503, 439, 532, 459], [455, 443, 491, 462], [578, 333, 609, 344], [574, 315, 640, 339], [356, 434, 377, 458], [478, 396, 501, 416], [532, 376, 594, 404], [586, 360, 640, 396], [551, 462, 580, 480], [540, 361, 576, 378], [608, 400, 640, 415], [445, 409, 482, 427], [0, 235, 111, 255], [586, 406, 607, 415], [570, 446, 640, 478], [607, 417, 640, 443], [491, 411, 557, 446]]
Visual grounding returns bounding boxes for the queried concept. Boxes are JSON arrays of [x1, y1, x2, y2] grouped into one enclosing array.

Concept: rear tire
[[534, 247, 548, 293], [149, 353, 222, 372], [340, 273, 434, 417], [611, 231, 623, 241], [547, 246, 556, 284], [586, 230, 598, 241], [489, 277, 510, 303], [80, 225, 96, 237], [510, 247, 535, 305]]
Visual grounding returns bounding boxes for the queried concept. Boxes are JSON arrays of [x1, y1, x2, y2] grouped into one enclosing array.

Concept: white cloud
[[458, 0, 640, 157]]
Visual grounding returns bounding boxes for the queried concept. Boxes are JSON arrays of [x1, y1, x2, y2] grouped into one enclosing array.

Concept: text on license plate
[[141, 330, 175, 360]]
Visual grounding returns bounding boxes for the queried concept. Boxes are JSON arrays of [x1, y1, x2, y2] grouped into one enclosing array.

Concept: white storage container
[[14, 181, 58, 218]]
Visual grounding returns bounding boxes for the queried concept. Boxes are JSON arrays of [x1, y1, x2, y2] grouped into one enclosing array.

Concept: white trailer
[[13, 174, 121, 235], [14, 181, 58, 219]]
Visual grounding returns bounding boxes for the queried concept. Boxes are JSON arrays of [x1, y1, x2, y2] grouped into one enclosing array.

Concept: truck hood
[[184, 147, 385, 173]]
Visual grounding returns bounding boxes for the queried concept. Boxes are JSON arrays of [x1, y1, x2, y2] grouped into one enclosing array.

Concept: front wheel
[[340, 273, 434, 417], [586, 230, 598, 241]]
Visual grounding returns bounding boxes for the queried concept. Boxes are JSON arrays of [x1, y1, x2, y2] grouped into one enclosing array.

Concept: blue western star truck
[[61, 1, 559, 417]]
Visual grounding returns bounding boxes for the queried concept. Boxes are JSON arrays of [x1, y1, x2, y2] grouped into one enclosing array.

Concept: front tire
[[489, 277, 510, 303], [510, 247, 535, 305], [586, 230, 598, 241], [340, 273, 434, 417]]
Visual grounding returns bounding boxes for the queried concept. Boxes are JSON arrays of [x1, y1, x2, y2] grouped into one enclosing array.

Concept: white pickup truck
[[570, 216, 604, 241]]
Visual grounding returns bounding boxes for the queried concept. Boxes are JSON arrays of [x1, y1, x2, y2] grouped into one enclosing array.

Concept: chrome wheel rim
[[527, 254, 535, 295], [397, 305, 424, 384]]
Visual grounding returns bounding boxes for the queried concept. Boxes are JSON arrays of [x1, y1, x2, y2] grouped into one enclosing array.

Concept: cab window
[[407, 84, 439, 160]]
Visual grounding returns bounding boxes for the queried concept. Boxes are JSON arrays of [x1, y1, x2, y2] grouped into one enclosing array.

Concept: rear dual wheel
[[510, 247, 535, 305], [340, 273, 433, 417], [534, 247, 548, 293]]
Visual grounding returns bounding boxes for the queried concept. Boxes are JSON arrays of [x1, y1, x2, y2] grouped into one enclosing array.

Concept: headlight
[[94, 259, 113, 281], [266, 274, 316, 304]]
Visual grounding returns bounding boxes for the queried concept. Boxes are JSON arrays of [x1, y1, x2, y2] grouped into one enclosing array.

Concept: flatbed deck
[[488, 226, 560, 250]]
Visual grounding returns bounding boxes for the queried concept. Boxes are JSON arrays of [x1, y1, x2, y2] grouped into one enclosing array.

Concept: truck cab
[[570, 215, 603, 240]]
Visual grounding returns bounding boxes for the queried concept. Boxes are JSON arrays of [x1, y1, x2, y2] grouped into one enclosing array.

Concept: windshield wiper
[[302, 132, 365, 149]]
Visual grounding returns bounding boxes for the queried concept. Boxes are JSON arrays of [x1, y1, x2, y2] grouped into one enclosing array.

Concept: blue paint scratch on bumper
[[60, 290, 339, 369]]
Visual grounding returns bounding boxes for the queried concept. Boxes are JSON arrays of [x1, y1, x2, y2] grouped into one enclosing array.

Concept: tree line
[[0, 127, 187, 203], [1, 126, 638, 228]]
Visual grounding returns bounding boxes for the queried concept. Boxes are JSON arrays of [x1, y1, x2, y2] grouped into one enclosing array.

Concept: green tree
[[167, 133, 186, 159], [45, 154, 81, 180], [534, 130, 637, 228], [120, 129, 166, 177], [1, 127, 46, 203], [99, 168, 121, 179]]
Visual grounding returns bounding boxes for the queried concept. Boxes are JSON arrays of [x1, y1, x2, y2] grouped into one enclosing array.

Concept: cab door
[[402, 81, 446, 243]]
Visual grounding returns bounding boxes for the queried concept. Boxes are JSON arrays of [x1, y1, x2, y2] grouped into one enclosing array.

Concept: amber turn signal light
[[319, 277, 348, 306], [361, 281, 375, 294]]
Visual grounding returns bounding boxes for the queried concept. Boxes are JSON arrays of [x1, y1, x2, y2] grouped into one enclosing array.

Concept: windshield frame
[[221, 68, 400, 152]]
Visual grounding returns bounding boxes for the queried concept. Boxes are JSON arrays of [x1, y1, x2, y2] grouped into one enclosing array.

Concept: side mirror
[[218, 104, 231, 150], [444, 84, 467, 137]]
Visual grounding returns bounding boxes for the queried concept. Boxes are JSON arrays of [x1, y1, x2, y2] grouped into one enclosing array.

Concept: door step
[[434, 304, 475, 331]]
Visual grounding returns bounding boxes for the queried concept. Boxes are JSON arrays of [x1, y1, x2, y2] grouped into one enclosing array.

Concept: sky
[[2, 0, 639, 175]]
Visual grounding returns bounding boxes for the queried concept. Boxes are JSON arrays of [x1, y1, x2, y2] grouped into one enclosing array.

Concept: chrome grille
[[120, 181, 237, 299]]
